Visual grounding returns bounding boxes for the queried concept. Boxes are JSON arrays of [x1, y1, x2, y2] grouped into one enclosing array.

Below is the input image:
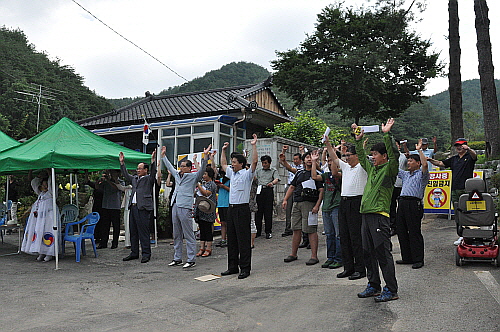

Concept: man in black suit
[[119, 150, 157, 263]]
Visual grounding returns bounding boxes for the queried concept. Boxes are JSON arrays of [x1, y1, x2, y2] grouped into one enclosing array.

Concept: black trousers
[[227, 204, 252, 273], [390, 187, 402, 231], [339, 196, 365, 274], [129, 205, 152, 258], [396, 198, 424, 263], [362, 213, 398, 293], [255, 187, 274, 235], [100, 208, 121, 247]]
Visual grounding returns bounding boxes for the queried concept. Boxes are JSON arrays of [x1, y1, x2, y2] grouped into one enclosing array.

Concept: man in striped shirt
[[395, 139, 429, 269]]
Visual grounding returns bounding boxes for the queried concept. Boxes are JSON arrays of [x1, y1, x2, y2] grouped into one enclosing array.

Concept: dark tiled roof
[[78, 78, 287, 129]]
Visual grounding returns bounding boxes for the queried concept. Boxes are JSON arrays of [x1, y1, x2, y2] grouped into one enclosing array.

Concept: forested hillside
[[0, 27, 113, 140], [107, 62, 271, 109]]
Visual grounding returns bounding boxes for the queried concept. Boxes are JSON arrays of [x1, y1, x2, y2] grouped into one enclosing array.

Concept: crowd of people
[[18, 119, 478, 301]]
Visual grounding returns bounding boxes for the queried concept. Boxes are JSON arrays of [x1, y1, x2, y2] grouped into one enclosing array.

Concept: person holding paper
[[326, 137, 367, 280], [282, 151, 324, 266], [353, 118, 399, 302]]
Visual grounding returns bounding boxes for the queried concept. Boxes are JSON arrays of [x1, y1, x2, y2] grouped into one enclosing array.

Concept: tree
[[448, 0, 464, 143], [474, 0, 500, 157], [271, 1, 443, 123], [265, 110, 343, 146], [0, 27, 113, 139]]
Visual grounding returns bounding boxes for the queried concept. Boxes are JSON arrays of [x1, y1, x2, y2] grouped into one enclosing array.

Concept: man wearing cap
[[410, 136, 437, 170], [428, 138, 477, 244]]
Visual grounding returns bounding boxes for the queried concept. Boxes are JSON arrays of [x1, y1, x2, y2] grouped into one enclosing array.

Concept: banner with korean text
[[424, 170, 484, 214]]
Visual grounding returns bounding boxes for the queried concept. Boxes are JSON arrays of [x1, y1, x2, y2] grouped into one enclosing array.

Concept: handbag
[[301, 188, 320, 202]]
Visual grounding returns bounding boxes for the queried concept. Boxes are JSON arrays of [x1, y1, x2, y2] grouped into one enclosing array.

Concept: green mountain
[[107, 62, 271, 109], [0, 27, 113, 140]]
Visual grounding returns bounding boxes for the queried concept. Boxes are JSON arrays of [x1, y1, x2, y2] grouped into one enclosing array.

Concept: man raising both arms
[[219, 134, 258, 279]]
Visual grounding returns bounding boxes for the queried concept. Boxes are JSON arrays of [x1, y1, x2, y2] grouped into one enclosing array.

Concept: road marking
[[474, 271, 500, 305]]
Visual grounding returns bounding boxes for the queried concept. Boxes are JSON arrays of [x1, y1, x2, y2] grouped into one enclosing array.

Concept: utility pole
[[14, 83, 62, 132]]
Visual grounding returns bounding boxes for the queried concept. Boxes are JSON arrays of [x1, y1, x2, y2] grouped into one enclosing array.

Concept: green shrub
[[468, 141, 485, 150]]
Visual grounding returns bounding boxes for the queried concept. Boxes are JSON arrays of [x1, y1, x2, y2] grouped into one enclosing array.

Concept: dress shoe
[[141, 256, 150, 263], [337, 270, 354, 278], [110, 244, 118, 249], [282, 231, 293, 237], [412, 261, 424, 269], [348, 272, 366, 280], [96, 244, 107, 249], [238, 271, 250, 279], [123, 255, 139, 261], [265, 233, 272, 239], [396, 260, 413, 264], [221, 269, 239, 276], [298, 241, 309, 248]]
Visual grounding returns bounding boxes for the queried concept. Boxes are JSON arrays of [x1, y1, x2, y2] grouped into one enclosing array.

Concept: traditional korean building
[[77, 78, 291, 163]]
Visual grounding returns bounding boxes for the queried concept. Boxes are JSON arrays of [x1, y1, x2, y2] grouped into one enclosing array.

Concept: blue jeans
[[323, 208, 341, 263]]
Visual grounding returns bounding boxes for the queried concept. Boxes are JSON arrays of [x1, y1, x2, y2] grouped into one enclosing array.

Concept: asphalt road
[[1, 215, 499, 332]]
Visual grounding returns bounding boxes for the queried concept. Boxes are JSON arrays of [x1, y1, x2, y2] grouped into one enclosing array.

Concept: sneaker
[[168, 260, 183, 266], [220, 240, 228, 248], [357, 284, 381, 298], [454, 237, 463, 246], [328, 262, 343, 269], [321, 260, 334, 268], [183, 262, 196, 268], [374, 287, 399, 302], [266, 233, 272, 239]]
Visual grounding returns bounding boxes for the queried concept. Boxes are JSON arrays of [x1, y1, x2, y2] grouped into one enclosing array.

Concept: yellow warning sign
[[466, 200, 486, 211]]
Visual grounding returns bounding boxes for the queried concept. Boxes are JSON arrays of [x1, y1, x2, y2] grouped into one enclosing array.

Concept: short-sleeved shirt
[[398, 169, 430, 199], [411, 148, 435, 170], [287, 163, 304, 184], [255, 167, 279, 186], [338, 160, 367, 197], [290, 169, 323, 202], [217, 179, 230, 208], [442, 151, 477, 190], [225, 166, 255, 204], [321, 172, 341, 211]]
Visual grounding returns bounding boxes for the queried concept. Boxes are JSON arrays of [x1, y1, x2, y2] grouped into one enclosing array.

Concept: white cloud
[[1, 0, 499, 98]]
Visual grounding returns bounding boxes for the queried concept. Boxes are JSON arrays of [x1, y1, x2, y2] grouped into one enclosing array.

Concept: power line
[[71, 0, 189, 82]]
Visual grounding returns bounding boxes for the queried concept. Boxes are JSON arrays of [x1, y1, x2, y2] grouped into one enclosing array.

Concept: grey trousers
[[172, 205, 197, 263]]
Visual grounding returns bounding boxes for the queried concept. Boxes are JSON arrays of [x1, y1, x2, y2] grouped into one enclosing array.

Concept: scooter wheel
[[455, 250, 464, 267]]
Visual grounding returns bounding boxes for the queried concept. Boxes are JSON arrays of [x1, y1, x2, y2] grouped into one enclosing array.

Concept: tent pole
[[70, 173, 73, 205], [52, 168, 60, 270]]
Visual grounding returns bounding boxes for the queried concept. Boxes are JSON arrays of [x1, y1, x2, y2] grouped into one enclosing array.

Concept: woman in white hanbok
[[21, 171, 60, 262]]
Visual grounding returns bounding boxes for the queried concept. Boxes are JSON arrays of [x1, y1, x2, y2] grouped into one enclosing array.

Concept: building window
[[177, 137, 190, 155], [193, 124, 214, 134], [162, 138, 175, 163], [162, 128, 175, 136], [237, 128, 245, 138], [178, 127, 191, 135], [220, 124, 231, 135], [194, 137, 213, 153]]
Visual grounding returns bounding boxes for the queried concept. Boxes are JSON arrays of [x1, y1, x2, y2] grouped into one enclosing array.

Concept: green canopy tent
[[0, 117, 150, 174], [0, 130, 20, 151], [0, 117, 153, 269]]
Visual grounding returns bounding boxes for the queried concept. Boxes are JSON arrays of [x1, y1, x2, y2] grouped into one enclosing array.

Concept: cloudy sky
[[2, 0, 499, 99]]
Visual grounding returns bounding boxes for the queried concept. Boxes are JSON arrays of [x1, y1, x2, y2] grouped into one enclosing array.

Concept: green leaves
[[271, 2, 443, 123], [265, 110, 342, 146]]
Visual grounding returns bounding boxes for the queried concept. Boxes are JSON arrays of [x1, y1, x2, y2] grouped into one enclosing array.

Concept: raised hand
[[415, 138, 422, 151], [222, 142, 229, 150], [119, 152, 125, 164], [161, 146, 166, 158], [311, 149, 320, 162], [250, 133, 257, 145], [352, 123, 364, 141], [203, 144, 212, 155], [381, 118, 394, 133], [282, 145, 289, 153]]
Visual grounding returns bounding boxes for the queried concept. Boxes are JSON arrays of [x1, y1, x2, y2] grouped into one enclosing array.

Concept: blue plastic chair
[[62, 212, 100, 262]]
